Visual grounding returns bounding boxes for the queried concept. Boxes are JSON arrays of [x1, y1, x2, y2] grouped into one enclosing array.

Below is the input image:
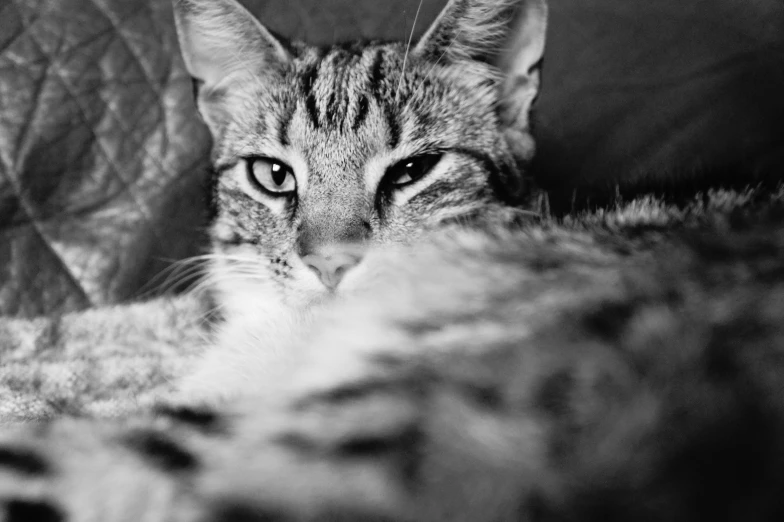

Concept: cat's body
[[0, 0, 783, 520], [3, 209, 784, 521]]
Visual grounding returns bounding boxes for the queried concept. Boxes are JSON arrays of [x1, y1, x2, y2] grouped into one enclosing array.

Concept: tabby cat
[[1, 0, 784, 521], [174, 0, 546, 400]]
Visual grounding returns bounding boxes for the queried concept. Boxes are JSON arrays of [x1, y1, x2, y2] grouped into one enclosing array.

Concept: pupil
[[271, 163, 286, 186], [406, 161, 419, 178]]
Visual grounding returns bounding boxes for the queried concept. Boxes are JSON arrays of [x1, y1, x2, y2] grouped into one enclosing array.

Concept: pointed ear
[[414, 0, 547, 129], [172, 0, 291, 88], [495, 0, 547, 130], [415, 0, 543, 64]]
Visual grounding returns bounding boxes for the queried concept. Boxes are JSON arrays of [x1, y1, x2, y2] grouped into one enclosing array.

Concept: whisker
[[135, 260, 211, 300], [403, 26, 463, 112], [395, 0, 424, 104], [192, 305, 224, 328], [189, 269, 281, 297], [424, 31, 458, 82], [134, 252, 268, 300]]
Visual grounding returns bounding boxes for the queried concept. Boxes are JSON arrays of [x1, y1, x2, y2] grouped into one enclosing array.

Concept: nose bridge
[[297, 180, 370, 255]]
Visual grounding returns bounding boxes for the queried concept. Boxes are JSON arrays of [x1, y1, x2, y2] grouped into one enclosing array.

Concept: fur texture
[[0, 0, 782, 520], [0, 295, 206, 421], [1, 191, 784, 521], [171, 0, 548, 399]]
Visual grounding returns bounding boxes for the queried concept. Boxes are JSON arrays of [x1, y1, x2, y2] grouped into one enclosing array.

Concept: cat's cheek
[[211, 220, 243, 245], [375, 216, 430, 246]]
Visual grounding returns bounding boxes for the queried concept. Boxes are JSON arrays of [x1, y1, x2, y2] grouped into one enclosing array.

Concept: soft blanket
[[0, 295, 206, 421]]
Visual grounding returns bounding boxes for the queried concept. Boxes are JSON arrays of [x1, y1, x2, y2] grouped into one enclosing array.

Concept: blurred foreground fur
[[0, 0, 781, 516], [1, 188, 784, 520]]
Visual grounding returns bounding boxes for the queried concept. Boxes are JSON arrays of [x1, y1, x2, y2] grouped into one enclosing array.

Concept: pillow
[[0, 0, 210, 316]]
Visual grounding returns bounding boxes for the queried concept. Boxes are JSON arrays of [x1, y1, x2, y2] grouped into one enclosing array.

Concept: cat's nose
[[301, 251, 362, 290]]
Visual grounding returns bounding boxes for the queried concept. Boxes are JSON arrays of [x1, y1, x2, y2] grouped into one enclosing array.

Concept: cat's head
[[172, 0, 547, 309]]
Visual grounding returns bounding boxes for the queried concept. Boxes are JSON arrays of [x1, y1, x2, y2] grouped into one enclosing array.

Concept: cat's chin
[[177, 283, 327, 404], [177, 264, 370, 403], [284, 281, 340, 310]]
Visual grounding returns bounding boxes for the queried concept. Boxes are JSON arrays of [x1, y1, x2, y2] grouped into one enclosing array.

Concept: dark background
[[1, 0, 783, 316]]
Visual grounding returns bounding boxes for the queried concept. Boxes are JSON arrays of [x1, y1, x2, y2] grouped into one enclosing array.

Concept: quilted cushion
[[1, 0, 783, 316], [0, 0, 211, 317]]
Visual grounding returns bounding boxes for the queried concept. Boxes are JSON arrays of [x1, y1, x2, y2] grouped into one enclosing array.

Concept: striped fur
[[170, 0, 547, 399], [2, 204, 784, 520], [3, 1, 781, 521], [171, 0, 545, 338]]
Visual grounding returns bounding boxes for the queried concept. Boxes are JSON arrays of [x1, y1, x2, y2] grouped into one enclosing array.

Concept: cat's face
[[173, 0, 547, 309]]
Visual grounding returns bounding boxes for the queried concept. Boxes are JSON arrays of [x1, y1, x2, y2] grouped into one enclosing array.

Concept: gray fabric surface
[[0, 0, 212, 316], [0, 293, 206, 422]]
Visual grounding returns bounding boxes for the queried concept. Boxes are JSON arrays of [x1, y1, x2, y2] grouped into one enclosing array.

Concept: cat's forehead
[[288, 41, 500, 121], [215, 41, 504, 179], [277, 42, 503, 153], [287, 44, 391, 150]]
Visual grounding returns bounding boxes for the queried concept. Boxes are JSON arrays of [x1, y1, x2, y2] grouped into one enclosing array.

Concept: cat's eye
[[246, 158, 296, 195], [385, 154, 442, 188]]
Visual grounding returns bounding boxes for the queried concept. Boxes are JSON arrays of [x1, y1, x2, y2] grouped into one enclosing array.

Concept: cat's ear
[[416, 0, 547, 202], [415, 0, 547, 126], [495, 0, 547, 130], [415, 0, 546, 63], [172, 0, 291, 88]]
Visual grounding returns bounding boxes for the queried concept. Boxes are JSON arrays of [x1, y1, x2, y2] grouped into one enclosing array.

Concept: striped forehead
[[290, 45, 398, 142]]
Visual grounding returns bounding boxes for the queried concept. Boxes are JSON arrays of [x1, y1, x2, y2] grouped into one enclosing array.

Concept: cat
[[172, 0, 548, 401], [0, 0, 783, 521], [1, 205, 784, 521]]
